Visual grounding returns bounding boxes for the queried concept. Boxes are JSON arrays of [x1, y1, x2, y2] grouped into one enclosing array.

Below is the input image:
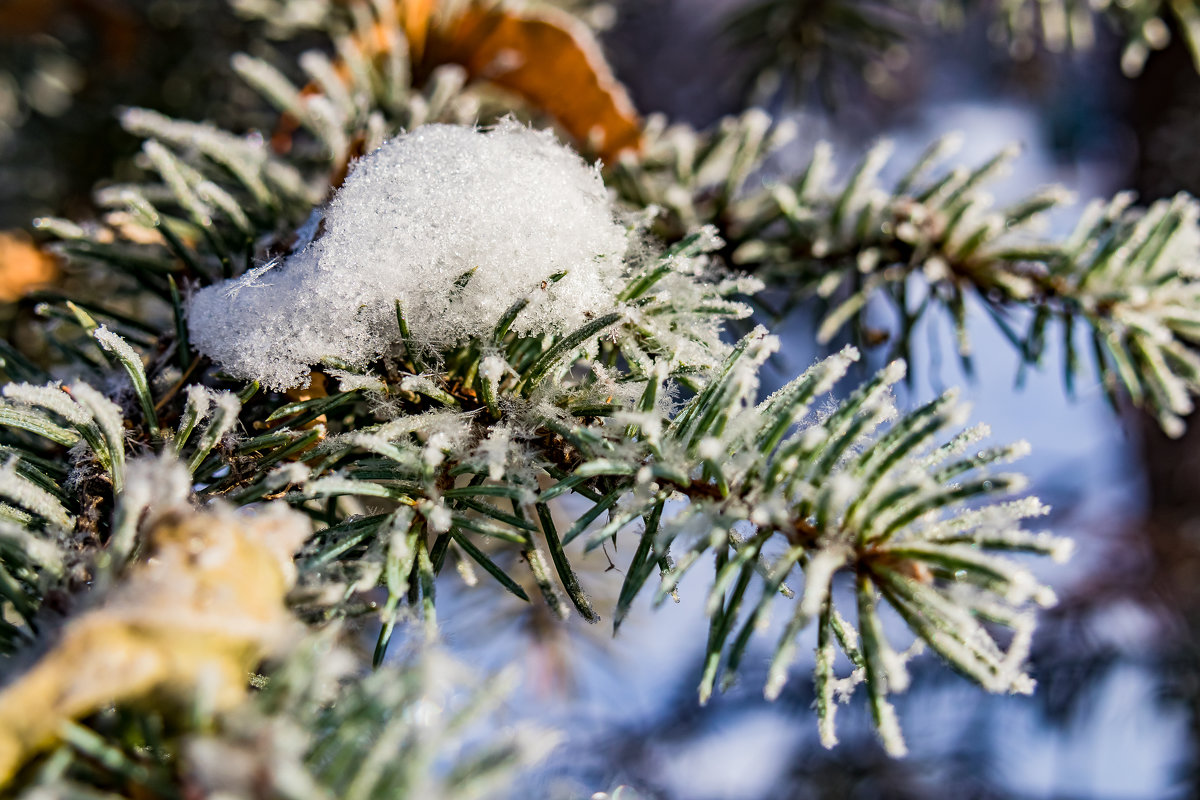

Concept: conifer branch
[[0, 4, 1117, 793], [618, 118, 1200, 436]]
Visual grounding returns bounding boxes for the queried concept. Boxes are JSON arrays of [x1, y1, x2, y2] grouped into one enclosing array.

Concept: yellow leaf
[[400, 0, 438, 61], [285, 1, 642, 165], [0, 231, 57, 302], [431, 3, 643, 162], [0, 504, 309, 785], [281, 370, 330, 435]]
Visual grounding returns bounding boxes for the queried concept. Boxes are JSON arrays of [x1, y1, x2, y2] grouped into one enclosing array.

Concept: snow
[[189, 120, 630, 390]]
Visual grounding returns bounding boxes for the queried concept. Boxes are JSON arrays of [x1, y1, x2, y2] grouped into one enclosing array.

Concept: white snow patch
[[189, 121, 629, 390]]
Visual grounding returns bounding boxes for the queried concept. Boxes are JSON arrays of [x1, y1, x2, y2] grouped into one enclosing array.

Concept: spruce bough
[[0, 2, 1192, 796]]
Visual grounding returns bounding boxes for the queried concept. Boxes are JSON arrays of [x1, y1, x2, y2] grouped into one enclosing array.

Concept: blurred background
[[2, 1, 1197, 797]]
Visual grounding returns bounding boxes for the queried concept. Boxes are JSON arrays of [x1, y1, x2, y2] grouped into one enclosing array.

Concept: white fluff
[[189, 121, 629, 390]]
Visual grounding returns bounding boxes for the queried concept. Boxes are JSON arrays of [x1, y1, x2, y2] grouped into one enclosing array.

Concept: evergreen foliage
[[0, 0, 1192, 797], [728, 0, 1200, 100], [617, 115, 1200, 435]]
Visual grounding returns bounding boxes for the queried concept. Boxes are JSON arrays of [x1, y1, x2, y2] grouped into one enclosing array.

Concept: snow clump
[[188, 120, 629, 390]]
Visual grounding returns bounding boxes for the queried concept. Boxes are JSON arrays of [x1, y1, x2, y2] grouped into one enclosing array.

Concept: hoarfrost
[[70, 383, 125, 450], [3, 383, 91, 426], [189, 121, 629, 390], [93, 325, 145, 370], [478, 424, 514, 481], [183, 384, 213, 420], [0, 460, 72, 529]]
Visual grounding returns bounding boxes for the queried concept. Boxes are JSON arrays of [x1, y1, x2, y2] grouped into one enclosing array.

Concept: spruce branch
[[0, 5, 1116, 792], [5, 104, 1068, 782], [534, 327, 1060, 753], [619, 117, 1200, 436]]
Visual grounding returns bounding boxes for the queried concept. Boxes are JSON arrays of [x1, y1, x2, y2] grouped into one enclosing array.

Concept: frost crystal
[[3, 383, 91, 426], [189, 121, 629, 390]]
